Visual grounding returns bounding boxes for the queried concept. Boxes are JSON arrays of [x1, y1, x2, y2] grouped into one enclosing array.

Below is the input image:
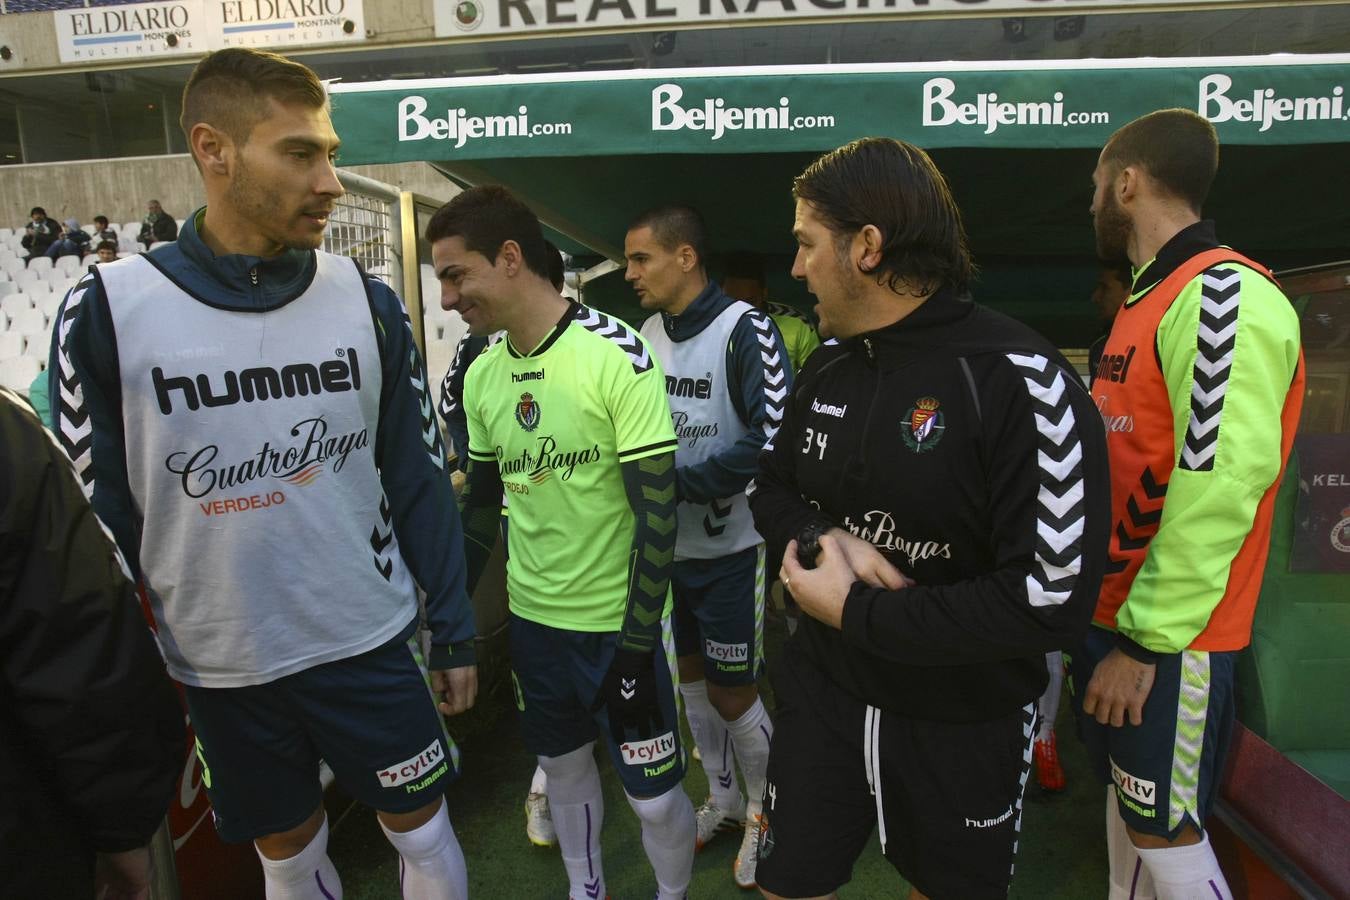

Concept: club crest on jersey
[[515, 392, 541, 432], [902, 397, 945, 453]]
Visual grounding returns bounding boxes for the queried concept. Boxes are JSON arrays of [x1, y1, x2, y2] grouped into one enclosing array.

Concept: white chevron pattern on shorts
[[55, 276, 96, 495], [749, 311, 787, 444], [1006, 353, 1086, 608], [1180, 268, 1241, 472], [574, 307, 653, 374]]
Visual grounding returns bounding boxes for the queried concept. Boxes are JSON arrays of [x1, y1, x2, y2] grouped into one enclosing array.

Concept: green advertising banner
[[330, 55, 1350, 164]]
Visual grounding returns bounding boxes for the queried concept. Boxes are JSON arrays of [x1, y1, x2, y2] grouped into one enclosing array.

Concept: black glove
[[593, 647, 664, 744]]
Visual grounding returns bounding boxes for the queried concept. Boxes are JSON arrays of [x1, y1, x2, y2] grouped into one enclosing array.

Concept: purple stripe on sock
[[399, 856, 406, 898], [760, 724, 771, 744], [721, 731, 732, 770], [1129, 858, 1142, 900], [585, 803, 595, 878], [1209, 881, 1223, 899], [315, 870, 337, 900]]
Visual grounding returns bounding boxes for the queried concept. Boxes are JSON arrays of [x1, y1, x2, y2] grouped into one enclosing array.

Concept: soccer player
[[1073, 108, 1304, 900], [721, 251, 820, 375], [751, 137, 1110, 899], [627, 207, 788, 889], [438, 241, 569, 849], [433, 185, 695, 900], [50, 48, 477, 900]]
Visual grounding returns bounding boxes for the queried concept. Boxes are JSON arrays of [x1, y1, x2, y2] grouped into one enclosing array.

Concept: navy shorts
[[184, 627, 459, 843], [509, 613, 685, 798], [755, 653, 1036, 900], [671, 544, 766, 685], [1067, 625, 1236, 839]]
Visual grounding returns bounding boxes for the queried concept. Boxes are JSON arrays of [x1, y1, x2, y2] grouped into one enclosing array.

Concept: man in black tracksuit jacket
[[749, 138, 1110, 900]]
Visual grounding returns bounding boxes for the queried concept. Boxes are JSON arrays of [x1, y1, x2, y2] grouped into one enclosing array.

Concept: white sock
[[626, 786, 695, 900], [725, 696, 773, 817], [379, 799, 468, 900], [540, 744, 605, 900], [1106, 786, 1156, 900], [1038, 652, 1064, 742], [1136, 833, 1232, 900], [679, 679, 739, 809], [255, 813, 343, 900], [529, 765, 548, 795]]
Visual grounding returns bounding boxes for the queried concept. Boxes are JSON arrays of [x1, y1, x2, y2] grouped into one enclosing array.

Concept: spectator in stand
[[91, 215, 118, 244], [95, 240, 119, 264], [20, 206, 60, 260], [137, 199, 179, 249], [0, 386, 186, 900], [46, 218, 92, 260]]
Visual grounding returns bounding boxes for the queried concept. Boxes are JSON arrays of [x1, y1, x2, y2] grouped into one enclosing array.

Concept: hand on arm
[[431, 665, 478, 717]]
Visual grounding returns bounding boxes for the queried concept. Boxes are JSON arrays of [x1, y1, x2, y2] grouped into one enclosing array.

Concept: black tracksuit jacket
[[750, 289, 1110, 722]]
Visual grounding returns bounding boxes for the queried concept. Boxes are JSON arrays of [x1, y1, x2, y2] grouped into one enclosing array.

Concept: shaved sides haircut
[[1101, 108, 1219, 213], [180, 47, 327, 148], [628, 206, 708, 271]]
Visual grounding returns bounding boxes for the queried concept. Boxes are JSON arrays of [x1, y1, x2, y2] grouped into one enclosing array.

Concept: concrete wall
[[0, 155, 453, 233]]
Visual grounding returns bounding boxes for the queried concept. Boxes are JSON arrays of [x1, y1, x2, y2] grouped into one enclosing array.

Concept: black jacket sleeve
[[837, 352, 1109, 665], [0, 390, 185, 853]]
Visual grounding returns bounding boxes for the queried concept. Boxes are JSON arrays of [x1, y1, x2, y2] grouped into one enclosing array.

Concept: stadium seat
[[26, 256, 53, 274], [37, 293, 64, 317], [1, 294, 32, 317], [0, 332, 22, 361], [54, 255, 84, 278], [118, 235, 139, 253], [22, 334, 48, 360], [0, 227, 13, 241], [19, 280, 52, 296], [15, 269, 47, 292], [0, 257, 25, 277], [8, 307, 46, 336], [81, 254, 98, 268], [123, 221, 141, 237], [0, 356, 40, 392], [0, 282, 16, 299]]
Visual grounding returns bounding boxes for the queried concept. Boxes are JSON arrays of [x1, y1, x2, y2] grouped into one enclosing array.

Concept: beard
[[1094, 192, 1132, 264], [227, 157, 326, 253]]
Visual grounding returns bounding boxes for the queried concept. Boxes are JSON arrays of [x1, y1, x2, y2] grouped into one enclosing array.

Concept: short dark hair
[[94, 215, 109, 227], [180, 48, 327, 146], [722, 251, 765, 285], [1101, 109, 1218, 213], [544, 240, 565, 292], [96, 240, 118, 254], [425, 185, 551, 280], [628, 206, 708, 270], [794, 137, 972, 296], [30, 207, 44, 217]]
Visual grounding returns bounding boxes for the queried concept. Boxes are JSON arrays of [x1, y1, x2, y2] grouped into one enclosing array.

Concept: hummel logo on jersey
[[810, 398, 847, 418], [620, 677, 637, 700], [620, 731, 676, 766], [512, 368, 545, 383], [152, 348, 361, 415], [1095, 345, 1137, 385], [666, 374, 713, 399]]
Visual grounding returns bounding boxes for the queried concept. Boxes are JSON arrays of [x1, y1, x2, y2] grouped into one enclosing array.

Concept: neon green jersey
[[765, 303, 821, 374], [464, 305, 677, 632]]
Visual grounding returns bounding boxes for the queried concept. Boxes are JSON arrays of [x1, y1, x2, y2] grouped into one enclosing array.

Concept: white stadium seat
[[0, 227, 13, 241], [15, 269, 47, 292], [81, 254, 99, 268], [0, 282, 16, 299], [54, 255, 84, 278], [1, 293, 32, 317], [25, 256, 53, 274], [23, 334, 49, 359], [38, 293, 64, 317], [8, 307, 47, 336], [0, 332, 23, 361], [0, 257, 25, 277], [18, 279, 52, 296], [0, 355, 40, 391]]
